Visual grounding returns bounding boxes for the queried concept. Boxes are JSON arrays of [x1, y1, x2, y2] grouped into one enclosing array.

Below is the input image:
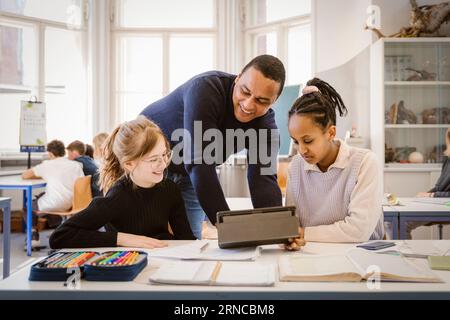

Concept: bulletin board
[[19, 99, 47, 152]]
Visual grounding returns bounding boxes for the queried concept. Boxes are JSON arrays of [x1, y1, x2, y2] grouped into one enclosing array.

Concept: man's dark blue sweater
[[140, 71, 282, 224]]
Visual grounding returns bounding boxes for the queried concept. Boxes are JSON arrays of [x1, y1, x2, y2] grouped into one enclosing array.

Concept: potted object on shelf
[[422, 107, 450, 124], [396, 101, 417, 124], [409, 151, 425, 163]]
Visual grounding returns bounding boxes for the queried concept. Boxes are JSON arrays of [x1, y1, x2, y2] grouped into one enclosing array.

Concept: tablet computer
[[216, 206, 299, 249]]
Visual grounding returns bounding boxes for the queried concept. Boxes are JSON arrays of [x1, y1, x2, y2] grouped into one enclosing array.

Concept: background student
[[406, 128, 450, 239], [417, 128, 450, 198], [22, 140, 84, 249], [284, 78, 385, 250], [85, 144, 94, 159], [92, 132, 109, 166], [66, 140, 101, 197], [50, 116, 196, 249]]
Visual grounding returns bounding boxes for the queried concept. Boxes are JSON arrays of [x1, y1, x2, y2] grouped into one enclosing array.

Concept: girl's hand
[[117, 232, 168, 249], [282, 227, 306, 251], [416, 192, 432, 198]]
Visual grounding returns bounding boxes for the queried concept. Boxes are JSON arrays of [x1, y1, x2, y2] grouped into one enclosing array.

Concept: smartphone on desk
[[356, 241, 396, 251]]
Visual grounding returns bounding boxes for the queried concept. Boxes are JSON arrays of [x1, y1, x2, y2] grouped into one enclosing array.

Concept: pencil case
[[29, 251, 148, 282]]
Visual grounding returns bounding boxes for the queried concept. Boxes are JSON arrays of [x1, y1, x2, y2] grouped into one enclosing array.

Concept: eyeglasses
[[140, 150, 173, 168]]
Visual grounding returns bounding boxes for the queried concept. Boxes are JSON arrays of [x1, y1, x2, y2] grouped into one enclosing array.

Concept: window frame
[[243, 0, 311, 85], [110, 0, 219, 124], [0, 1, 90, 152]]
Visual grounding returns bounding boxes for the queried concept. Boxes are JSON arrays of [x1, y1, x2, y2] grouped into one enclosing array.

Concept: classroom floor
[[0, 229, 53, 280]]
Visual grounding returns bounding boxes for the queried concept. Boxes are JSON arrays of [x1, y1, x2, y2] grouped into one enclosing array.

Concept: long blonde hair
[[100, 116, 170, 193], [92, 132, 109, 160]]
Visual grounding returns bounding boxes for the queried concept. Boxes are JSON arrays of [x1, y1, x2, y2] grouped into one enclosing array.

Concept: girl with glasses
[[50, 116, 196, 249]]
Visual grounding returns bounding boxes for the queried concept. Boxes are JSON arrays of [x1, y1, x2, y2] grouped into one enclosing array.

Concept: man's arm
[[245, 112, 282, 208], [247, 125, 282, 208], [22, 169, 40, 179], [182, 78, 230, 224]]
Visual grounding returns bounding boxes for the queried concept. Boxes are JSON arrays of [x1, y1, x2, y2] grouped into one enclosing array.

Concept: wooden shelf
[[385, 124, 449, 129], [385, 81, 450, 86]]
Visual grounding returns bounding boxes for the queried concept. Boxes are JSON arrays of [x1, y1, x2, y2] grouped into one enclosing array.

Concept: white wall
[[312, 0, 373, 145], [313, 0, 372, 74], [312, 0, 450, 146]]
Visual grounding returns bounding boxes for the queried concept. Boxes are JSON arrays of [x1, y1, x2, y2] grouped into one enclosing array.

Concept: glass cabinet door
[[384, 41, 450, 166]]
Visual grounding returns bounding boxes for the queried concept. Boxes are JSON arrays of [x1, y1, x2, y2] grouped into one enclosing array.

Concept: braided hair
[[288, 78, 348, 129]]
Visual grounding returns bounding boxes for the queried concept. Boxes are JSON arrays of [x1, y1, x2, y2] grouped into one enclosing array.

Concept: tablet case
[[29, 251, 148, 282], [216, 206, 299, 249]]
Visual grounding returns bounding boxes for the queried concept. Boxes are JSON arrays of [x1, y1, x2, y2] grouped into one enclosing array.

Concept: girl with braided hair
[[284, 78, 385, 250]]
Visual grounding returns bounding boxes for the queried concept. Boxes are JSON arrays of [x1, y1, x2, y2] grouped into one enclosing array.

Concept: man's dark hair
[[240, 54, 286, 96], [47, 140, 66, 157], [67, 140, 86, 155]]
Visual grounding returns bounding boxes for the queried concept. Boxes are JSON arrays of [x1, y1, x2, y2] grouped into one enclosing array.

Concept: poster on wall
[[20, 99, 47, 153]]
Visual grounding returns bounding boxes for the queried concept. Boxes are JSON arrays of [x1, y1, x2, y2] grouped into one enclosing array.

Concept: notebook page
[[279, 255, 362, 277], [149, 261, 213, 285], [191, 242, 260, 261], [149, 240, 209, 259], [214, 263, 275, 286], [150, 241, 259, 261], [347, 249, 441, 282]]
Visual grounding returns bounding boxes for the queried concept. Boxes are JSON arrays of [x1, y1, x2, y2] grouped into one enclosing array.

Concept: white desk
[[0, 175, 46, 256], [0, 241, 449, 299], [0, 167, 28, 177], [386, 198, 450, 239]]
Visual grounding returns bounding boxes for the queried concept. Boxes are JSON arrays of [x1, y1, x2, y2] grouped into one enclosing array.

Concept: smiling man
[[140, 55, 285, 239]]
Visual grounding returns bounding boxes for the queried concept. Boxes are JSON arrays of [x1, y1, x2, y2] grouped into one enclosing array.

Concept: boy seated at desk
[[66, 140, 102, 197], [22, 140, 84, 250]]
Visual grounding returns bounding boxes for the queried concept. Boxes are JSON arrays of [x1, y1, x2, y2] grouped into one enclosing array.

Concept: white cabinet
[[371, 39, 449, 196]]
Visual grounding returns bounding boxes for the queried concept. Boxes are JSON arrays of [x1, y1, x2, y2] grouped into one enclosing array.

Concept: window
[[250, 0, 311, 25], [0, 0, 84, 27], [0, 20, 38, 149], [117, 0, 214, 28], [244, 0, 311, 86], [0, 1, 89, 151], [112, 0, 218, 122], [45, 27, 89, 144]]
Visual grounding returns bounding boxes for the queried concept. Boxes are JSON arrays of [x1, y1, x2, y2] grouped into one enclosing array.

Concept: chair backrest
[[72, 176, 93, 213], [277, 162, 289, 195]]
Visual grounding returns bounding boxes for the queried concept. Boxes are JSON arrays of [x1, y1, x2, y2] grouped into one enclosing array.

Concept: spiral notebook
[[149, 261, 275, 286]]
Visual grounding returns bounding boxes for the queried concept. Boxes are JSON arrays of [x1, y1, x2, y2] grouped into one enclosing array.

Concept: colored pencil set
[[89, 251, 140, 267], [39, 252, 97, 269], [38, 251, 141, 269]]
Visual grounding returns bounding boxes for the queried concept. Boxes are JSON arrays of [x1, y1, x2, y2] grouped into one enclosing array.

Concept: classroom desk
[[0, 241, 449, 299], [0, 168, 27, 177], [0, 175, 46, 256], [0, 197, 11, 279], [227, 197, 399, 239], [382, 205, 400, 240], [387, 198, 450, 240]]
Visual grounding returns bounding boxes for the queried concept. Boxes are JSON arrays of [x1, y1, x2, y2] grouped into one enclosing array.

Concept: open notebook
[[279, 249, 442, 283], [149, 261, 275, 286]]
